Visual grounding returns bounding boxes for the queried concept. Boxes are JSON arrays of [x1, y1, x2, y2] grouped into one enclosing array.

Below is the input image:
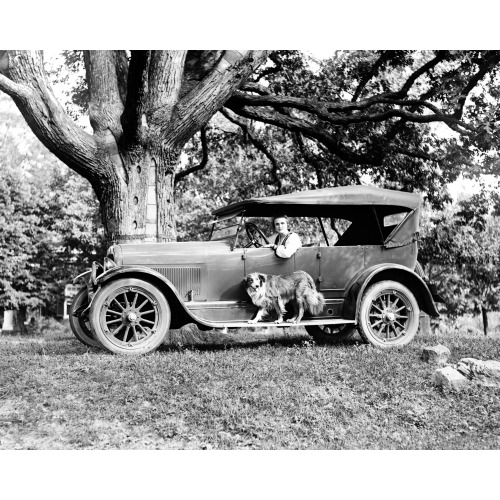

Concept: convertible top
[[213, 185, 422, 218]]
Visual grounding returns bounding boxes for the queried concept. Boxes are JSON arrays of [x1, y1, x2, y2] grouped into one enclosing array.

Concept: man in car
[[264, 215, 302, 258]]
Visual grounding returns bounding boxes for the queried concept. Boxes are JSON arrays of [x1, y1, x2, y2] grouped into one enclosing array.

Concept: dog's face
[[244, 273, 266, 293]]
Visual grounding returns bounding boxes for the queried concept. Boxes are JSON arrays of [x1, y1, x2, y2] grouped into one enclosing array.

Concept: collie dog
[[243, 270, 325, 324]]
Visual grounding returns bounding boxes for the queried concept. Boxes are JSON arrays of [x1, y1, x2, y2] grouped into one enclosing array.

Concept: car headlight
[[91, 261, 104, 285]]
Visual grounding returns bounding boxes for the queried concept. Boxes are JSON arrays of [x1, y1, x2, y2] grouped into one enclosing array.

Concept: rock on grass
[[457, 358, 500, 388], [421, 344, 451, 366], [433, 366, 469, 391]]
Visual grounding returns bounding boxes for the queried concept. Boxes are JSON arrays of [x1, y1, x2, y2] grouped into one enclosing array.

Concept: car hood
[[111, 241, 231, 266]]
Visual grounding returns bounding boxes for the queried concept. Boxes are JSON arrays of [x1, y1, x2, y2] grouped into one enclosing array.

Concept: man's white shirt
[[269, 232, 302, 258]]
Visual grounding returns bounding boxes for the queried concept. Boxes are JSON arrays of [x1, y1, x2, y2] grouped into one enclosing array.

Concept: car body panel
[[81, 186, 440, 333], [342, 263, 439, 320]]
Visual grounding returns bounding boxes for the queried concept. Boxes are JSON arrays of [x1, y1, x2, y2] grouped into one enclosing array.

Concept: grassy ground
[[1, 315, 500, 450]]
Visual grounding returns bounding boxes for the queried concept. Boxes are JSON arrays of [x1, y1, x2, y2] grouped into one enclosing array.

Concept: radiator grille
[[151, 266, 202, 296]]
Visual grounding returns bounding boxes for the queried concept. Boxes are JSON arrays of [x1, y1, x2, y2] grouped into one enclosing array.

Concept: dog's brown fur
[[243, 271, 325, 324]]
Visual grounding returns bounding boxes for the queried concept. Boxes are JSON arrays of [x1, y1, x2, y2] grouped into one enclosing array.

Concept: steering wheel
[[245, 223, 270, 248]]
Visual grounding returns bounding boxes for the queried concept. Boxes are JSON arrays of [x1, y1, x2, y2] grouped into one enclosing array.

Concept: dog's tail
[[303, 287, 326, 316]]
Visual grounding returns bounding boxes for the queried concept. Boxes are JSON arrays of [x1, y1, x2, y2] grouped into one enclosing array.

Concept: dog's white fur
[[243, 270, 325, 324]]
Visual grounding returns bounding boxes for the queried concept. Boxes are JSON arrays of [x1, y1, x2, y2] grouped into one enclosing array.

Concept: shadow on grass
[[1, 321, 362, 356], [158, 323, 362, 352]]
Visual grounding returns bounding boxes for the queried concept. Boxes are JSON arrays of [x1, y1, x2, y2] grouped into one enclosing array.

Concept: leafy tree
[[0, 94, 105, 325], [2, 50, 499, 246], [419, 187, 500, 334]]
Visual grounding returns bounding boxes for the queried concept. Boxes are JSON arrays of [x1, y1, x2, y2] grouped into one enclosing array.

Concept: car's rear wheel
[[357, 280, 419, 348], [305, 324, 357, 344], [69, 288, 101, 348], [89, 278, 170, 355]]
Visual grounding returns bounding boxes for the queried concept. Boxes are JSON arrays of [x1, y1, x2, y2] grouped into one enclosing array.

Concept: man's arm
[[275, 233, 302, 258], [263, 232, 277, 248]]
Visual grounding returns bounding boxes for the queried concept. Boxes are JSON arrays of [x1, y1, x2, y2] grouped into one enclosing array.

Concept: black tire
[[69, 288, 101, 348], [357, 280, 420, 348], [305, 324, 357, 344], [89, 278, 170, 355]]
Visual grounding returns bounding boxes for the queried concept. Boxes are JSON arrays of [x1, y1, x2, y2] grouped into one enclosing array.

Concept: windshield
[[209, 205, 416, 249], [209, 216, 353, 248]]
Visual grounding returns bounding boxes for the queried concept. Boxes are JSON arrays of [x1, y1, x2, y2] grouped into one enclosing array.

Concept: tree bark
[[481, 305, 489, 336], [0, 50, 269, 245]]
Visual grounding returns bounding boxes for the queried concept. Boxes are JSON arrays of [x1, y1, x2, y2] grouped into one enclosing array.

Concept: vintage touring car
[[70, 185, 442, 355]]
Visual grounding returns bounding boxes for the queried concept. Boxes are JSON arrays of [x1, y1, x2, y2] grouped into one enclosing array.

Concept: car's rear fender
[[343, 264, 440, 320], [94, 266, 209, 330]]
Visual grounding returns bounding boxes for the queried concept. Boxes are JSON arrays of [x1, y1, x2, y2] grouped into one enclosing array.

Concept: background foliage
[[0, 94, 106, 317], [2, 50, 500, 325], [419, 185, 500, 330]]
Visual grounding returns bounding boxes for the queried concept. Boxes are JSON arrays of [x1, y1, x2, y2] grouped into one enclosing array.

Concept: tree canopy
[[2, 50, 500, 245], [0, 94, 105, 316], [419, 185, 500, 333]]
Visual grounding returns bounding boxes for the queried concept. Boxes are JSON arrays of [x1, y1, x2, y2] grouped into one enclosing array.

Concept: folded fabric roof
[[213, 185, 422, 219]]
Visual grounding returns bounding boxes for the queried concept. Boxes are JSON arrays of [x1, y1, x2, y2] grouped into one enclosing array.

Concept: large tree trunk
[[0, 50, 269, 245], [98, 137, 180, 243]]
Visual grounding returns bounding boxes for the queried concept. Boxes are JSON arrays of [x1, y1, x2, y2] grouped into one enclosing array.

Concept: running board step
[[209, 319, 356, 329]]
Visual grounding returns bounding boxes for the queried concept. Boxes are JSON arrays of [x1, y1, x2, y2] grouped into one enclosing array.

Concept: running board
[[209, 318, 356, 330]]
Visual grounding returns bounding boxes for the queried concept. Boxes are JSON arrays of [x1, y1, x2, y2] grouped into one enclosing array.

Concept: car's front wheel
[[69, 288, 101, 348], [357, 280, 419, 348], [305, 324, 357, 344], [89, 278, 170, 355]]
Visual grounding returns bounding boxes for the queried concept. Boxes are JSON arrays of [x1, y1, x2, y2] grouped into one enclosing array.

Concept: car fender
[[73, 270, 91, 285], [93, 265, 213, 329], [343, 263, 440, 320]]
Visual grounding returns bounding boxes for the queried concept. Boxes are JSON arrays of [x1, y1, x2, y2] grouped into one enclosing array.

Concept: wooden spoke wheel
[[89, 278, 170, 355], [357, 280, 419, 348]]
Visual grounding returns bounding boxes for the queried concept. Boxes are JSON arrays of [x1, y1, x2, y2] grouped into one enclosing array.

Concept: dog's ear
[[258, 274, 266, 285]]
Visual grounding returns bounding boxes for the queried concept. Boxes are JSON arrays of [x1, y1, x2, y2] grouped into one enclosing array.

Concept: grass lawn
[[1, 315, 500, 450]]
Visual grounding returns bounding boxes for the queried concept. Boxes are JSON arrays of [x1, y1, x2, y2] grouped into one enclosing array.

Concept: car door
[[294, 246, 320, 283], [243, 247, 294, 276], [318, 245, 365, 299]]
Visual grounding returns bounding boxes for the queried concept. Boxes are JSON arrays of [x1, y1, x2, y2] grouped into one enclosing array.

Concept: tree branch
[[221, 107, 283, 193], [399, 51, 449, 95], [226, 102, 383, 166], [165, 50, 270, 148], [115, 50, 129, 105], [84, 50, 125, 136], [352, 51, 394, 102], [296, 133, 325, 188], [241, 81, 272, 95], [181, 51, 224, 98], [174, 127, 209, 184], [453, 51, 500, 119], [148, 50, 188, 126], [0, 51, 100, 182], [253, 52, 282, 82], [230, 90, 471, 132], [0, 74, 31, 100], [121, 50, 150, 145]]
